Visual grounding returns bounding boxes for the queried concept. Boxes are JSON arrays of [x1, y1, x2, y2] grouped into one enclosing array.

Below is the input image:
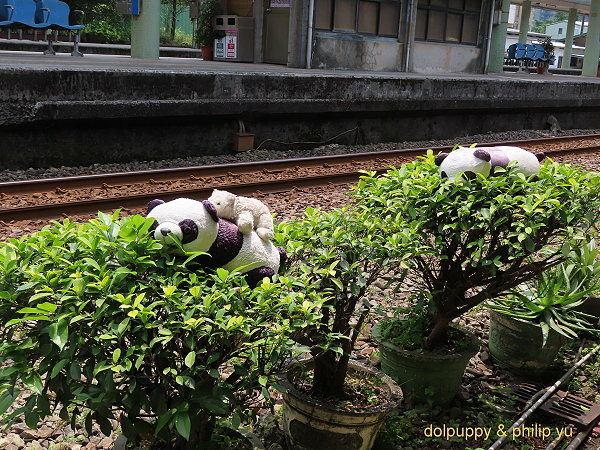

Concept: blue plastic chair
[[524, 44, 536, 60], [11, 0, 50, 28], [0, 0, 16, 26], [532, 44, 546, 62], [38, 0, 84, 56], [506, 43, 517, 59], [40, 0, 83, 30], [514, 43, 527, 59]]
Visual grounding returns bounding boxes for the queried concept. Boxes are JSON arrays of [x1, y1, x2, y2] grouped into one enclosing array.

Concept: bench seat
[[0, 0, 84, 56]]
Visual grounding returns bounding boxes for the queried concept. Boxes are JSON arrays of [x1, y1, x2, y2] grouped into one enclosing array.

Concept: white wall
[[546, 20, 588, 40], [411, 42, 482, 73]]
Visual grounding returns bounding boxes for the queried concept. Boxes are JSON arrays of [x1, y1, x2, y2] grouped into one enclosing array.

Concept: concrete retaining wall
[[1, 67, 599, 169]]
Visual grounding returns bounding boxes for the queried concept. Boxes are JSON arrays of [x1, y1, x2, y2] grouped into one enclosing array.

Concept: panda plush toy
[[146, 198, 285, 287], [435, 146, 545, 181]]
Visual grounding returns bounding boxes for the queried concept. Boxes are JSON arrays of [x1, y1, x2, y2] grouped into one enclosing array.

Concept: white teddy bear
[[207, 189, 275, 241]]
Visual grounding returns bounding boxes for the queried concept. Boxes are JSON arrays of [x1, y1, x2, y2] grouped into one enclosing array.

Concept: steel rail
[[0, 135, 599, 222], [0, 172, 364, 221], [1, 134, 599, 196]]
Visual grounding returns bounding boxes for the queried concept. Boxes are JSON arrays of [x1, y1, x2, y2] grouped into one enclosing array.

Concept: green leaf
[[155, 410, 174, 434], [198, 397, 229, 415], [112, 348, 121, 364], [23, 373, 43, 395], [0, 389, 19, 415], [50, 359, 69, 379], [48, 320, 68, 351], [119, 415, 137, 441], [216, 268, 229, 281], [25, 411, 39, 429], [184, 351, 196, 368], [96, 414, 113, 436], [175, 411, 191, 441]]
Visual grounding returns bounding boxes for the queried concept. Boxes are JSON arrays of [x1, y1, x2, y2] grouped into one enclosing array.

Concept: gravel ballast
[[1, 128, 599, 182]]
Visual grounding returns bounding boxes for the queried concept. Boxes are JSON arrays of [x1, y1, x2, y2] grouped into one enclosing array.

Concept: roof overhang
[[511, 0, 591, 15]]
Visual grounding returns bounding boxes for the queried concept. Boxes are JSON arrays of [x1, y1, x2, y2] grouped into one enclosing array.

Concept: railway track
[[1, 134, 599, 222]]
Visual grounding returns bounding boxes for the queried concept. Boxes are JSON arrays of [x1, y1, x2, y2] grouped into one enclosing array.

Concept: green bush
[[275, 206, 411, 398], [160, 28, 193, 47], [195, 0, 221, 47], [354, 154, 600, 350], [0, 212, 323, 447]]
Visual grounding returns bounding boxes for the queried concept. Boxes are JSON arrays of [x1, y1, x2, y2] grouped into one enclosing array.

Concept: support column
[[487, 0, 511, 73], [582, 0, 600, 76], [561, 8, 578, 69], [518, 1, 532, 44], [131, 0, 161, 59]]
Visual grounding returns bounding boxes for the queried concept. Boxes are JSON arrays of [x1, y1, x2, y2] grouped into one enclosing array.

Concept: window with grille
[[415, 0, 481, 45], [314, 0, 401, 37]]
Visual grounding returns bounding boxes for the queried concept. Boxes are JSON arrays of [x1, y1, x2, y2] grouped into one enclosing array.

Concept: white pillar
[[582, 0, 600, 77], [518, 1, 531, 44], [488, 0, 511, 73], [131, 0, 161, 59], [561, 8, 578, 68]]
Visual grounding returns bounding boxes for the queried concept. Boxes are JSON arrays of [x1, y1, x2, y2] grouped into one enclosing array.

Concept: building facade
[[208, 0, 598, 75]]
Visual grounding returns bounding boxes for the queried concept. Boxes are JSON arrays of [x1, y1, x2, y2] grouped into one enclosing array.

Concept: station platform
[[1, 49, 599, 170]]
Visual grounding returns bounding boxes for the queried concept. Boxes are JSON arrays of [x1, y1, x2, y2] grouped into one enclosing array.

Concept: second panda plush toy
[[435, 146, 545, 181], [146, 198, 284, 287]]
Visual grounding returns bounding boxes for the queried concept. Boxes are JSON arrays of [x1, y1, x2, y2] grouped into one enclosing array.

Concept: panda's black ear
[[535, 152, 545, 162], [202, 200, 219, 222], [147, 199, 165, 215], [435, 153, 448, 166], [473, 149, 491, 162]]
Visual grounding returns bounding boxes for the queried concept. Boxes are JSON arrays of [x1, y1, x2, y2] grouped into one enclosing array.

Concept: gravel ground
[[0, 129, 598, 450]]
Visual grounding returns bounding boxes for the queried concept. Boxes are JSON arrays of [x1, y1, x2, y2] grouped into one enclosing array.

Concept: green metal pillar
[[131, 0, 161, 59], [518, 1, 532, 44], [488, 0, 511, 73], [561, 8, 578, 68], [582, 0, 600, 76]]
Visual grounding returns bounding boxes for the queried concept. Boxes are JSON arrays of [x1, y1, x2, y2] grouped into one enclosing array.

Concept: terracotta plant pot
[[372, 323, 480, 407], [201, 45, 213, 61], [488, 311, 564, 378], [281, 359, 402, 450]]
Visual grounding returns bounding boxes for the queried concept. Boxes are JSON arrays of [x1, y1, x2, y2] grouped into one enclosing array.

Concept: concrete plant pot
[[488, 311, 565, 378], [281, 359, 402, 450], [372, 323, 480, 407]]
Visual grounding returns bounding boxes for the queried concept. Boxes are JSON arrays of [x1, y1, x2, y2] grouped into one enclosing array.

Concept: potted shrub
[[274, 206, 409, 450], [353, 154, 600, 405], [196, 0, 221, 60], [568, 237, 600, 323], [536, 36, 554, 74], [0, 212, 324, 448], [488, 261, 599, 377]]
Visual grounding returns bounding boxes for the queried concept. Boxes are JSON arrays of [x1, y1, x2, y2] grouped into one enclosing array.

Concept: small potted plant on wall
[[353, 152, 600, 406], [196, 0, 221, 60], [274, 206, 409, 450], [536, 36, 554, 74]]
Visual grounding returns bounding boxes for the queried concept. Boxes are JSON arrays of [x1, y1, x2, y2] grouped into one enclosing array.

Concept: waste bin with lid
[[213, 15, 254, 62]]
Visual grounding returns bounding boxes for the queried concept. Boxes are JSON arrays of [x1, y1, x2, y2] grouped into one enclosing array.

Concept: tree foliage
[[353, 154, 600, 350], [65, 0, 131, 43]]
